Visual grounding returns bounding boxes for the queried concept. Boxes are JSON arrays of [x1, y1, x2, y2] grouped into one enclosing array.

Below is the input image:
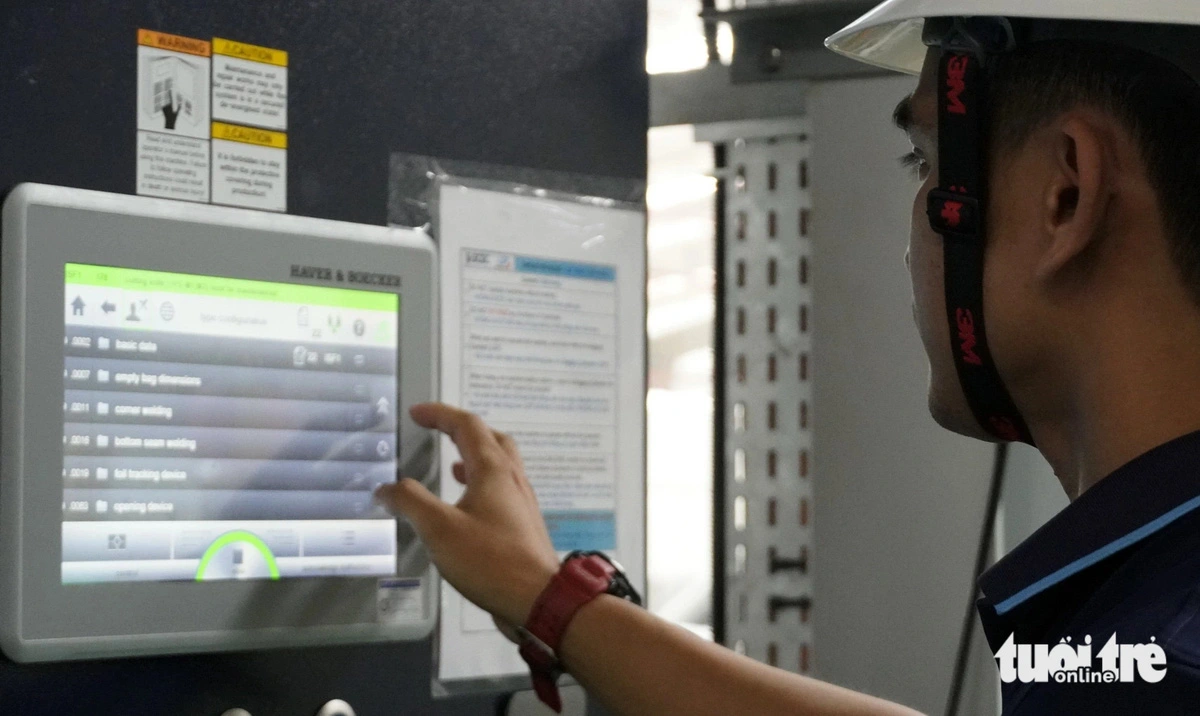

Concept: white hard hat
[[826, 0, 1200, 75]]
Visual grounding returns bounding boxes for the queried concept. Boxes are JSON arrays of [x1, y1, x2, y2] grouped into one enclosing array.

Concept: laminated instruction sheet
[[435, 183, 646, 684]]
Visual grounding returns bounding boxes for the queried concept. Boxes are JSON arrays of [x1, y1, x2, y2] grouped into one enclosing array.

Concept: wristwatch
[[517, 551, 642, 713]]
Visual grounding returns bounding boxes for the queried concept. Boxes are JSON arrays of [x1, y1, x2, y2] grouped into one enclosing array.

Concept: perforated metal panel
[[704, 118, 814, 673]]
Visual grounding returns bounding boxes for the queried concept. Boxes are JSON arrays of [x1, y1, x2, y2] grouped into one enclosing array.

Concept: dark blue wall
[[0, 1, 646, 713]]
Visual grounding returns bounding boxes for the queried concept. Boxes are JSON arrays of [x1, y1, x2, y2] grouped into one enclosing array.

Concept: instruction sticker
[[136, 30, 212, 203], [134, 32, 289, 212], [211, 121, 287, 212], [377, 578, 426, 624], [211, 38, 288, 131]]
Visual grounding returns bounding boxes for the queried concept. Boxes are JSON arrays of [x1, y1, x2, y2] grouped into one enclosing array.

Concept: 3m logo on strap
[[927, 189, 980, 238], [955, 308, 983, 366], [946, 55, 970, 115], [941, 200, 964, 228]]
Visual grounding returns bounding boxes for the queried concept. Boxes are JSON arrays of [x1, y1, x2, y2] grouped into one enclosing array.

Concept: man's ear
[[1034, 115, 1111, 282]]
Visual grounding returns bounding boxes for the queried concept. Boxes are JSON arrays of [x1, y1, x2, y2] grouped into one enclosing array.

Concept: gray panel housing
[[0, 184, 440, 663]]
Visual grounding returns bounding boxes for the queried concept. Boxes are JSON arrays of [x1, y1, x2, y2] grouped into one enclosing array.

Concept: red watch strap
[[520, 555, 616, 713]]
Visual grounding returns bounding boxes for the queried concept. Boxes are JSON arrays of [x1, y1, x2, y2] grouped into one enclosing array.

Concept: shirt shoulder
[[1063, 508, 1200, 651]]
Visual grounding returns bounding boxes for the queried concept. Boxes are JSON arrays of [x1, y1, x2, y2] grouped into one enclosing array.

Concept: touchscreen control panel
[[61, 264, 400, 583], [1, 184, 438, 662]]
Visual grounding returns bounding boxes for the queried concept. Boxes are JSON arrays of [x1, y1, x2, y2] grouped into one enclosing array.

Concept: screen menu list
[[60, 263, 401, 583]]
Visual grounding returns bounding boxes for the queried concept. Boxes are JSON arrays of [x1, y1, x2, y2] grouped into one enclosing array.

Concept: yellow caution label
[[138, 29, 211, 57], [212, 122, 288, 149], [213, 38, 288, 66]]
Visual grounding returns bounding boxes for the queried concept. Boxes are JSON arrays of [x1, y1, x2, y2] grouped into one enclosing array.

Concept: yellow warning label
[[213, 38, 288, 67], [212, 122, 288, 149], [137, 29, 211, 57]]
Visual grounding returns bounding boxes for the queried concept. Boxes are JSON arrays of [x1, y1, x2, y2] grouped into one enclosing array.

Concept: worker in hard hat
[[377, 3, 1200, 714]]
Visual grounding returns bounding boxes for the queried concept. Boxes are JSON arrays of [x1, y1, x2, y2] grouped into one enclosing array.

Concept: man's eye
[[898, 151, 928, 178]]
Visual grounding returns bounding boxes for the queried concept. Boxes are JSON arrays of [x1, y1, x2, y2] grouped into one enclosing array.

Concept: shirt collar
[[979, 430, 1200, 616]]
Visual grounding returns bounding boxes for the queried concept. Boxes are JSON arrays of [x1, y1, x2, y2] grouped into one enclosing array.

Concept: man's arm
[[375, 403, 921, 716], [560, 594, 921, 716]]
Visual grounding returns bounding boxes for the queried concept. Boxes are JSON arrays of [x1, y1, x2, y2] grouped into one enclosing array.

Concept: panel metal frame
[[705, 118, 814, 673]]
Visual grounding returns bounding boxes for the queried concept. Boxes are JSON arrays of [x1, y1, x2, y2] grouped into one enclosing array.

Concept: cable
[[945, 442, 1009, 716]]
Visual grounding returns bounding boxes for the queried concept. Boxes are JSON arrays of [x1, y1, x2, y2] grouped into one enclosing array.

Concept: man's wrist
[[509, 562, 559, 626]]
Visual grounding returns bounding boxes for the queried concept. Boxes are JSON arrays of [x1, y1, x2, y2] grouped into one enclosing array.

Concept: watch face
[[607, 567, 642, 606]]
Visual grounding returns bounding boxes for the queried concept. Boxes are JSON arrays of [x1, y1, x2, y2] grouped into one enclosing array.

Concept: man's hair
[[989, 38, 1200, 302]]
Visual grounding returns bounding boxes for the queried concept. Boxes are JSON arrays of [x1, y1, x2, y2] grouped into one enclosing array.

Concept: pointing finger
[[411, 403, 507, 474]]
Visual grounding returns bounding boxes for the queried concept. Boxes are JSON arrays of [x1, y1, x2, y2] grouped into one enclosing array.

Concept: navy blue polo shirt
[[977, 430, 1200, 714]]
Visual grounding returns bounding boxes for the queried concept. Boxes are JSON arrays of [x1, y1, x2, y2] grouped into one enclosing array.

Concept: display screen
[[61, 263, 400, 584]]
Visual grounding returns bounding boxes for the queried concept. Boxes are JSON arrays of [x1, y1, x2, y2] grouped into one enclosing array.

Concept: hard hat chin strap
[[926, 48, 1034, 445]]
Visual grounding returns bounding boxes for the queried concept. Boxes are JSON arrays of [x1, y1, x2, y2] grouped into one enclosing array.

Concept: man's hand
[[376, 405, 920, 716], [375, 403, 560, 628]]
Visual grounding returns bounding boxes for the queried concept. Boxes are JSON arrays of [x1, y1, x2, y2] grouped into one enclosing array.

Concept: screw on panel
[[760, 44, 784, 74], [316, 700, 358, 716]]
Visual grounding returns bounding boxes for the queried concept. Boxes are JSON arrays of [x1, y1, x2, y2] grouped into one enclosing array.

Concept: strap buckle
[[927, 188, 981, 240], [517, 626, 561, 673], [518, 627, 564, 713]]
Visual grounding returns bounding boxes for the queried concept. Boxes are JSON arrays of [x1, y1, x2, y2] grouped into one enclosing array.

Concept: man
[[377, 2, 1200, 713]]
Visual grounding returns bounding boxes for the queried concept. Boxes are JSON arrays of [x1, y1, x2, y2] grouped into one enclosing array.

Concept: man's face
[[898, 49, 995, 440]]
